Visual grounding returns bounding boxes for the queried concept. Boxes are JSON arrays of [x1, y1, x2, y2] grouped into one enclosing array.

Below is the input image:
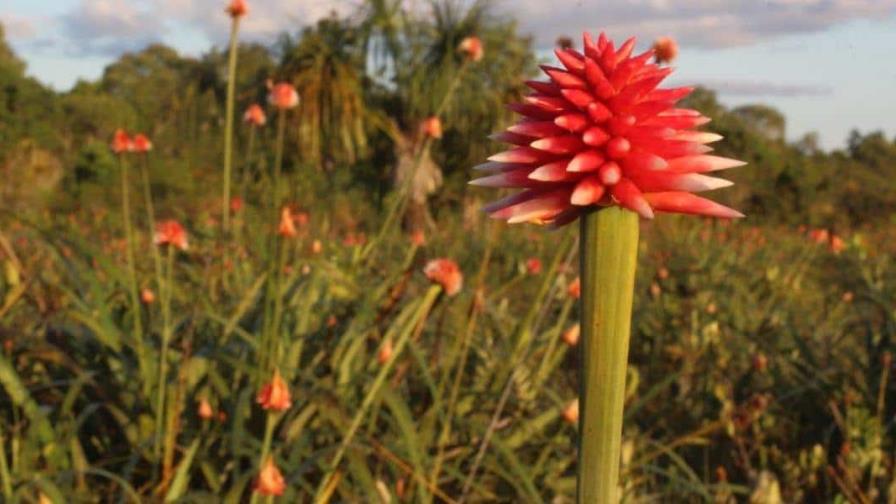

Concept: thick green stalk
[[577, 207, 639, 504], [249, 412, 277, 504], [221, 18, 241, 235], [119, 156, 143, 348]]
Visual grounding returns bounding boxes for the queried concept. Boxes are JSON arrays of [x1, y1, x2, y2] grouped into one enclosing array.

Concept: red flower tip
[[268, 82, 299, 110], [141, 288, 156, 304], [652, 36, 679, 64], [473, 32, 744, 226], [525, 257, 542, 275], [132, 133, 152, 153], [562, 398, 579, 425], [154, 220, 189, 251], [243, 104, 267, 126], [423, 259, 463, 296], [256, 368, 292, 411], [421, 117, 443, 139], [111, 129, 132, 154], [226, 0, 248, 18], [254, 456, 286, 496], [458, 36, 484, 62], [562, 324, 580, 346]]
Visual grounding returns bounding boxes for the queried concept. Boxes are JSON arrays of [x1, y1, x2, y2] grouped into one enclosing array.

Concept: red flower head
[[254, 456, 286, 496], [472, 32, 744, 225], [278, 207, 298, 237], [141, 288, 156, 304], [525, 257, 542, 275], [652, 36, 679, 64], [562, 323, 580, 346], [226, 0, 248, 18], [154, 220, 189, 251], [421, 116, 443, 139], [423, 259, 463, 296], [458, 36, 484, 62], [243, 104, 267, 126], [256, 368, 292, 411], [562, 398, 579, 425], [111, 129, 133, 154], [268, 82, 299, 110], [132, 133, 153, 154]]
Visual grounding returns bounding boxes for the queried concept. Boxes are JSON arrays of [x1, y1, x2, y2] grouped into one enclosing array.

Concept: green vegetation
[[1, 1, 896, 502]]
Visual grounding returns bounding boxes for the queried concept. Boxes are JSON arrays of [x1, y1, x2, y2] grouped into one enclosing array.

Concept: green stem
[[577, 207, 639, 504], [222, 17, 241, 236], [155, 245, 176, 463], [249, 412, 278, 504], [119, 155, 143, 348]]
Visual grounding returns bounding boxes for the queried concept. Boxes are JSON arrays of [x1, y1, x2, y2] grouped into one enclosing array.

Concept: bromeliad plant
[[473, 31, 745, 503]]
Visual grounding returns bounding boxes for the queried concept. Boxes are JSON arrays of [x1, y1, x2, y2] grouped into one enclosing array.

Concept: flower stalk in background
[[152, 219, 188, 464], [652, 36, 679, 65], [221, 0, 246, 239], [473, 31, 744, 503], [268, 82, 299, 209], [133, 133, 165, 327], [111, 129, 144, 354]]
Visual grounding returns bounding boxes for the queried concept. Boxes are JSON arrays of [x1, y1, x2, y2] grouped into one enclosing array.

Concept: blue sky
[[2, 0, 895, 150]]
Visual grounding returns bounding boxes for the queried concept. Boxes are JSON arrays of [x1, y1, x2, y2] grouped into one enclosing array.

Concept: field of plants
[[2, 1, 896, 502]]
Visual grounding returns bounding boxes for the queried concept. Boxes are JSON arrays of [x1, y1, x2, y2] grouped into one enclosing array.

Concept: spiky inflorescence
[[472, 32, 745, 226]]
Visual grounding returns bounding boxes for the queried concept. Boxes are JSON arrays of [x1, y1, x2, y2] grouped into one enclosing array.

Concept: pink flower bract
[[268, 82, 299, 110], [472, 32, 745, 226], [423, 259, 463, 296], [154, 220, 189, 250], [256, 368, 292, 412]]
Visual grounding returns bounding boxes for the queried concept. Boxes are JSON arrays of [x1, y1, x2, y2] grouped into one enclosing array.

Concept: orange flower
[[111, 129, 132, 154], [377, 339, 394, 365], [278, 207, 297, 237], [423, 259, 463, 296], [562, 324, 580, 346], [141, 288, 156, 304], [458, 36, 484, 62], [226, 0, 248, 18], [652, 36, 679, 64], [525, 257, 542, 275], [243, 103, 266, 126], [256, 368, 291, 411], [421, 117, 443, 139], [132, 133, 153, 153], [198, 398, 214, 420], [562, 398, 579, 425], [311, 239, 323, 254], [830, 235, 845, 254], [268, 82, 299, 110], [230, 196, 243, 214], [568, 277, 580, 299], [154, 220, 189, 251], [254, 456, 286, 496], [410, 230, 426, 246]]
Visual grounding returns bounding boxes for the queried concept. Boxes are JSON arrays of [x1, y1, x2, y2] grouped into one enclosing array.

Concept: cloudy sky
[[2, 0, 895, 149]]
